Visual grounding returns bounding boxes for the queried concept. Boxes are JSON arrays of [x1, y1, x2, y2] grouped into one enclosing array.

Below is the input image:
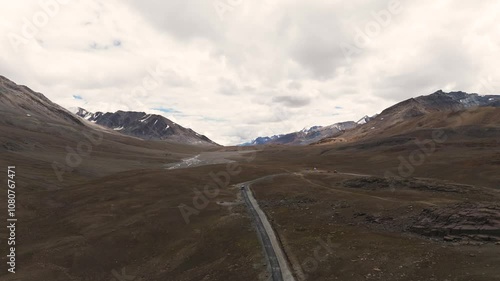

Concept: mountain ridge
[[241, 121, 357, 146], [0, 75, 84, 126], [74, 107, 219, 146], [316, 90, 500, 145], [242, 90, 500, 146]]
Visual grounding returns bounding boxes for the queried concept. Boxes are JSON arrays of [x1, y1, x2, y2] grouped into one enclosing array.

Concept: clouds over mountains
[[1, 0, 499, 144]]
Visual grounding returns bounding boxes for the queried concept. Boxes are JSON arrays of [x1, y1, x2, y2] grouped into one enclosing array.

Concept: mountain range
[[242, 121, 357, 146], [2, 75, 500, 281], [244, 90, 500, 146], [0, 75, 218, 146], [1, 74, 499, 148]]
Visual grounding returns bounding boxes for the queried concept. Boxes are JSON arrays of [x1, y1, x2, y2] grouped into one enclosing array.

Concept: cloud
[[287, 81, 302, 90], [0, 0, 499, 145], [122, 0, 222, 42], [272, 95, 311, 108], [151, 107, 181, 114], [218, 78, 238, 96]]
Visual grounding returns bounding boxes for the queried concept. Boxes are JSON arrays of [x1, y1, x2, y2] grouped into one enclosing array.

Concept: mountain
[[379, 90, 499, 119], [0, 75, 218, 146], [316, 90, 500, 145], [242, 135, 284, 146], [0, 75, 83, 126], [75, 107, 218, 146], [423, 90, 500, 108], [242, 121, 357, 146], [0, 75, 215, 186], [356, 115, 377, 125], [243, 90, 500, 146], [2, 76, 500, 281]]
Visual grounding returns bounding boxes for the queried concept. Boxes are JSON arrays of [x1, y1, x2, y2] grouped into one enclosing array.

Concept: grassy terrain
[[1, 110, 499, 280], [252, 172, 500, 281]]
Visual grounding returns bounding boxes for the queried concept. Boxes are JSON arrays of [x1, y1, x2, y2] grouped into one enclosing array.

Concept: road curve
[[241, 181, 296, 281]]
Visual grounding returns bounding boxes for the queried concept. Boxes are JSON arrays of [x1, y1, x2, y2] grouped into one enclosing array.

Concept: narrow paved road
[[240, 180, 296, 281]]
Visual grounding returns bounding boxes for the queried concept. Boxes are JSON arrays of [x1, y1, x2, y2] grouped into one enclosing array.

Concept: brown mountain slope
[[0, 75, 83, 126], [0, 76, 216, 189], [317, 106, 500, 145], [0, 77, 265, 281]]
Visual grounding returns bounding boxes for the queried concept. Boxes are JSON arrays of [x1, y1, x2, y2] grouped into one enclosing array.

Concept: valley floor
[[1, 119, 500, 281]]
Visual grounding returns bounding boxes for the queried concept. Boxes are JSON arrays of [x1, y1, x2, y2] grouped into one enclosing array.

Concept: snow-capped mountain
[[378, 90, 500, 120], [241, 135, 284, 146], [356, 115, 378, 125], [316, 90, 500, 145], [242, 121, 357, 146], [74, 108, 218, 146], [74, 107, 93, 120], [241, 90, 500, 146], [429, 90, 500, 108]]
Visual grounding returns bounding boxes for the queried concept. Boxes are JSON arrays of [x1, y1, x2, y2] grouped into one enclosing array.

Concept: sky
[[1, 0, 499, 145]]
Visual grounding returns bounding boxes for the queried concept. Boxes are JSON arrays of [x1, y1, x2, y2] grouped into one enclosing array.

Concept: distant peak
[[432, 89, 445, 95]]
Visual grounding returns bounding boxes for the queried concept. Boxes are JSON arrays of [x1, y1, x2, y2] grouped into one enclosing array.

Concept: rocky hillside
[[0, 76, 83, 126], [244, 90, 499, 146], [317, 90, 500, 145], [75, 108, 218, 146], [380, 90, 500, 120]]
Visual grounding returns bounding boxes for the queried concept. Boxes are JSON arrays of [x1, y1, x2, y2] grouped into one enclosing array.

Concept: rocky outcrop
[[411, 203, 500, 242], [343, 177, 475, 193]]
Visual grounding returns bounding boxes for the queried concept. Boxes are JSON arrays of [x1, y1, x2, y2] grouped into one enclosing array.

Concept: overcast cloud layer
[[1, 0, 499, 145]]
